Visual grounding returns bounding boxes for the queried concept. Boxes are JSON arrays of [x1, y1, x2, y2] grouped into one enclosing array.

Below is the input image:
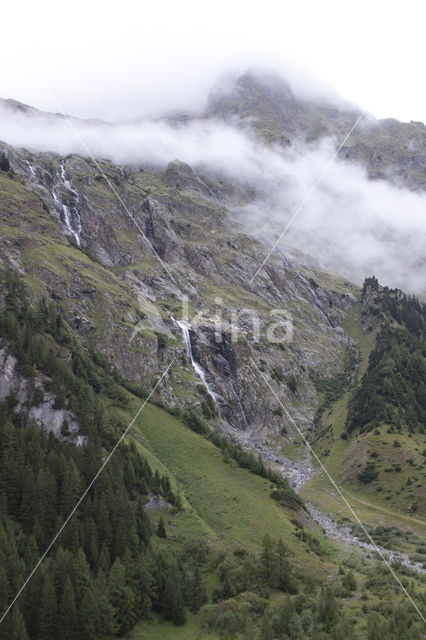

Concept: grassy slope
[[131, 612, 215, 640], [108, 399, 335, 640], [125, 397, 425, 640], [301, 302, 426, 546], [128, 400, 310, 553]]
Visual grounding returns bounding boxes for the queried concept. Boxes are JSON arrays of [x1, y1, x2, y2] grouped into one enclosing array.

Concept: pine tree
[[157, 516, 167, 538], [22, 568, 43, 639], [39, 573, 57, 640], [0, 565, 10, 610], [78, 586, 98, 640], [172, 583, 186, 626], [129, 554, 153, 618], [109, 558, 136, 635], [366, 612, 382, 640], [10, 606, 29, 640], [98, 542, 111, 574], [136, 498, 152, 545], [0, 567, 11, 640], [161, 565, 177, 621], [342, 570, 357, 593], [20, 470, 36, 532], [59, 576, 77, 640], [260, 533, 276, 586], [259, 614, 274, 640], [189, 566, 206, 613], [161, 562, 187, 623], [317, 585, 339, 632], [276, 537, 294, 592], [92, 573, 117, 637], [72, 548, 91, 606]]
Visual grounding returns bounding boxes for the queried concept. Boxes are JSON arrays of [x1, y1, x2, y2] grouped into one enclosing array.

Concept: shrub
[[358, 463, 379, 484], [287, 375, 298, 394], [32, 387, 44, 406]]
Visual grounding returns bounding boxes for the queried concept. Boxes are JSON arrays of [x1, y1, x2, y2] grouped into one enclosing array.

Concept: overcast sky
[[2, 0, 426, 122]]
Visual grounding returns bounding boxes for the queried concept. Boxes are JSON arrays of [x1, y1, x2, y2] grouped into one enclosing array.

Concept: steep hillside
[[1, 74, 426, 638], [0, 143, 354, 443], [1, 260, 425, 640], [302, 278, 426, 556]]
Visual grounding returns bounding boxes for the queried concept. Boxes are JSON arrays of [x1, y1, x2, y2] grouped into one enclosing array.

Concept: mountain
[[206, 72, 426, 190], [0, 72, 425, 639]]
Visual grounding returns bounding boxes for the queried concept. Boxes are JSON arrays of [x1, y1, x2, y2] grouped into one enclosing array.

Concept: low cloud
[[0, 102, 425, 295]]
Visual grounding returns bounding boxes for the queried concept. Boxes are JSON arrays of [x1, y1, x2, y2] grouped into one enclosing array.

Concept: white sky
[[2, 0, 426, 123]]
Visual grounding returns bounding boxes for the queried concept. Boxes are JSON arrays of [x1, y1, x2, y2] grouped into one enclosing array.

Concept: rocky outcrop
[[0, 344, 82, 442]]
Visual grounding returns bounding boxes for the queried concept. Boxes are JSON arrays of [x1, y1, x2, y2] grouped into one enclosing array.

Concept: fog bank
[[0, 103, 425, 295]]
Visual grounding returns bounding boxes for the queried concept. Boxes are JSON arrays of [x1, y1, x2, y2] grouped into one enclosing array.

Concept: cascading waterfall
[[173, 318, 219, 402], [54, 162, 82, 246], [26, 160, 36, 176]]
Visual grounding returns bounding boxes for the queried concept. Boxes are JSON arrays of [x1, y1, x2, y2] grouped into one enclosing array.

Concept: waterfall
[[174, 318, 218, 402], [26, 160, 36, 176], [54, 162, 82, 246]]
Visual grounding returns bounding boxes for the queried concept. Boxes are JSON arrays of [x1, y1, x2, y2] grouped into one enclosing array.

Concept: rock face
[[6, 72, 412, 447], [0, 138, 357, 447], [0, 345, 81, 441]]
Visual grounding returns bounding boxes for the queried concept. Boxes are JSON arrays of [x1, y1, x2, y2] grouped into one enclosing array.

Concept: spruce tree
[[109, 557, 136, 635], [39, 573, 57, 640], [189, 566, 206, 613], [10, 606, 29, 640], [161, 565, 177, 621], [59, 576, 77, 640], [317, 585, 339, 632], [260, 533, 276, 586], [157, 515, 167, 538], [72, 548, 91, 606], [172, 583, 186, 626], [276, 537, 293, 592], [260, 614, 274, 640]]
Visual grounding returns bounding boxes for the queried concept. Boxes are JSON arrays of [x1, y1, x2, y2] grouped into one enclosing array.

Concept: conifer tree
[[317, 585, 339, 632], [172, 583, 186, 626], [157, 515, 167, 538], [10, 605, 29, 640], [189, 566, 206, 613], [259, 614, 274, 640], [260, 533, 276, 586], [59, 577, 77, 640], [276, 537, 294, 592], [72, 548, 91, 605], [39, 573, 57, 640], [109, 558, 136, 635]]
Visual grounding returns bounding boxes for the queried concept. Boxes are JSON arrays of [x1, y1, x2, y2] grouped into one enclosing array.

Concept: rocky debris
[[144, 494, 173, 511], [307, 503, 426, 575]]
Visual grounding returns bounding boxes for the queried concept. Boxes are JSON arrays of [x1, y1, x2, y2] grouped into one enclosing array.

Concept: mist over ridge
[[1, 69, 425, 296]]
